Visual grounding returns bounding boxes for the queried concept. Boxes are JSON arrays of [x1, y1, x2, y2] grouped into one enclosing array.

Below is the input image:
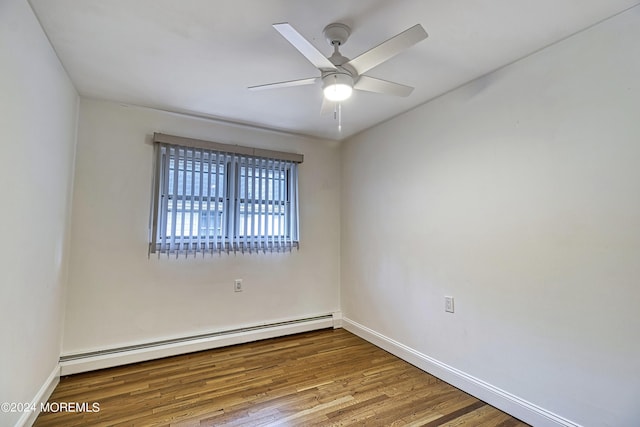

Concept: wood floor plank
[[34, 328, 529, 426]]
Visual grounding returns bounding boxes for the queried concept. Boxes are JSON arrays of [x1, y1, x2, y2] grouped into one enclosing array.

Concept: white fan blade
[[273, 23, 337, 71], [320, 97, 335, 115], [346, 24, 428, 75], [354, 75, 414, 97], [248, 77, 318, 91]]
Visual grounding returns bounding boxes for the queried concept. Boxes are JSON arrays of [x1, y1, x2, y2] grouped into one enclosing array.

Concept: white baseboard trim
[[60, 314, 336, 376], [342, 317, 582, 427], [15, 364, 60, 427]]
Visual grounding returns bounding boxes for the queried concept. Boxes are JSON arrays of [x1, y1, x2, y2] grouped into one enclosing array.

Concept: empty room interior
[[2, 0, 640, 426]]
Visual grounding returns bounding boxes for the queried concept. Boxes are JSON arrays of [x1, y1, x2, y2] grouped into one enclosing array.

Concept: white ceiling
[[29, 0, 639, 141]]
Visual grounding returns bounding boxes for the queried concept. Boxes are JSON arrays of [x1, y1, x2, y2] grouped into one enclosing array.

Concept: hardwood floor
[[35, 328, 529, 426]]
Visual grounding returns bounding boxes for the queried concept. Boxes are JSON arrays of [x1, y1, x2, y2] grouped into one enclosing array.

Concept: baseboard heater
[[59, 314, 335, 375]]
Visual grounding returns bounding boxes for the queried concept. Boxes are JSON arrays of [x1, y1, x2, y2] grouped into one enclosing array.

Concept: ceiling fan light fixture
[[323, 73, 353, 101]]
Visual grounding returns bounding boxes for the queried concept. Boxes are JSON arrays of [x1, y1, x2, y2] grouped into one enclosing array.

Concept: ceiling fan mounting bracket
[[323, 23, 351, 46]]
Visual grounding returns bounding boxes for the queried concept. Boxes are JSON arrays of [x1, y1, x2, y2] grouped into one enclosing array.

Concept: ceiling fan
[[249, 22, 428, 111]]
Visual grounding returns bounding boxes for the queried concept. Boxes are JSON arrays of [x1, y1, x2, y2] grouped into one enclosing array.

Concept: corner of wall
[[14, 365, 60, 427]]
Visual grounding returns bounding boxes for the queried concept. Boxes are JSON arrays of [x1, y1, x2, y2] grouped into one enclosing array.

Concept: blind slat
[[277, 160, 283, 251], [196, 148, 203, 254], [243, 157, 249, 253], [222, 154, 229, 252], [180, 149, 187, 253], [159, 147, 170, 252], [189, 149, 196, 254], [252, 158, 258, 252], [170, 147, 179, 253], [210, 152, 217, 253], [258, 158, 265, 252], [268, 159, 275, 252]]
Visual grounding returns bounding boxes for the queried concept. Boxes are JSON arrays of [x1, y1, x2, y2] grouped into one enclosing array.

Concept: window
[[149, 133, 301, 255]]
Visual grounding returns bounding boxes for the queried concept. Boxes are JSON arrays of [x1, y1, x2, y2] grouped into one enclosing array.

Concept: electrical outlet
[[445, 296, 454, 313], [234, 279, 243, 292]]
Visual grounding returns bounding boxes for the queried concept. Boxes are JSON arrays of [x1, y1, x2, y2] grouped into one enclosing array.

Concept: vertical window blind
[[149, 133, 302, 255]]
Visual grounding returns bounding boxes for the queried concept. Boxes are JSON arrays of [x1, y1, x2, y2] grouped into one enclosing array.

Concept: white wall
[[341, 7, 640, 427], [0, 0, 78, 425], [62, 98, 340, 354]]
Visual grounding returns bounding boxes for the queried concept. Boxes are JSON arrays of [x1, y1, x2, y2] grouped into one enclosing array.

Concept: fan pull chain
[[332, 103, 343, 133]]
